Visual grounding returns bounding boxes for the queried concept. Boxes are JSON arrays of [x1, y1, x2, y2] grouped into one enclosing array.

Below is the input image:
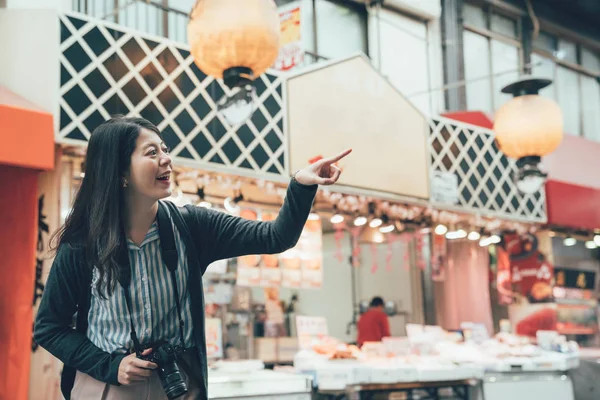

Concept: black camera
[[137, 341, 188, 399]]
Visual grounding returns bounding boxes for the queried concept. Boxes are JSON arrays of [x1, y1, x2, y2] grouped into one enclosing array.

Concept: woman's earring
[[122, 179, 128, 188]]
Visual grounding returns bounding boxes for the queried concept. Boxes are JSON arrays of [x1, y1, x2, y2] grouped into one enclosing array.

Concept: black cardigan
[[34, 179, 317, 399]]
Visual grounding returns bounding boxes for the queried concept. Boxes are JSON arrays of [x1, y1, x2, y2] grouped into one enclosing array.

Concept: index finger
[[323, 148, 352, 164], [132, 357, 158, 370]]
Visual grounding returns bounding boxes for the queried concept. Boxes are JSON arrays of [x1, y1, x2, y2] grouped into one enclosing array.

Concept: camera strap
[[119, 201, 186, 352]]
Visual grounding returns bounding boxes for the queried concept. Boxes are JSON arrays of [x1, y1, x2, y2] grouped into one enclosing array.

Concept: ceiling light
[[489, 235, 501, 244], [468, 231, 481, 241], [379, 224, 395, 233], [224, 196, 240, 213], [446, 229, 467, 240], [331, 214, 344, 224], [369, 218, 382, 228], [198, 201, 212, 208], [354, 216, 367, 227], [434, 224, 448, 235]]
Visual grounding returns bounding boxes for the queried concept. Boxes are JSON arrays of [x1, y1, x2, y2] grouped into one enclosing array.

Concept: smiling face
[[124, 128, 173, 202]]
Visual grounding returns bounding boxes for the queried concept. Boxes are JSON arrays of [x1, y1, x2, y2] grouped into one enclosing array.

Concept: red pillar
[[0, 166, 38, 400], [0, 87, 54, 400]]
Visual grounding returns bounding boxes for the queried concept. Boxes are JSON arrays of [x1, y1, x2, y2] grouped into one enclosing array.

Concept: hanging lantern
[[493, 78, 563, 194], [188, 0, 280, 125]]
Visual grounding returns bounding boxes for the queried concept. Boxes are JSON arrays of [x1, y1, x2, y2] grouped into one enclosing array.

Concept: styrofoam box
[[316, 363, 357, 390], [370, 364, 419, 383], [417, 364, 484, 381]]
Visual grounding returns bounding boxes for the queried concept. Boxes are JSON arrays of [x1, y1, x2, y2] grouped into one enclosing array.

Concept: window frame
[[369, 6, 439, 115], [531, 27, 599, 138], [462, 0, 600, 140], [462, 2, 524, 112]]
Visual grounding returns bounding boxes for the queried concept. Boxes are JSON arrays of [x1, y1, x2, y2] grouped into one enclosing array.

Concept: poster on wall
[[299, 217, 323, 288], [509, 302, 558, 338], [281, 247, 302, 288], [273, 3, 304, 71], [554, 266, 599, 335], [236, 209, 323, 289], [260, 212, 282, 287], [296, 315, 329, 350], [507, 233, 554, 303], [264, 288, 287, 337], [501, 233, 558, 337], [556, 300, 599, 335], [205, 318, 224, 359]]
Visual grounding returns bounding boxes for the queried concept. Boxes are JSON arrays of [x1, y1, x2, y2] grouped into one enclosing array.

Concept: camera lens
[[164, 380, 187, 400], [158, 363, 188, 400]]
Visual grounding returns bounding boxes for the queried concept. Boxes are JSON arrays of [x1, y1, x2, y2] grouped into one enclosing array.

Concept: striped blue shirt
[[87, 208, 195, 354]]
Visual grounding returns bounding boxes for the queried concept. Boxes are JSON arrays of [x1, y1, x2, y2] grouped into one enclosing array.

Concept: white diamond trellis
[[428, 117, 547, 223], [58, 12, 287, 177]]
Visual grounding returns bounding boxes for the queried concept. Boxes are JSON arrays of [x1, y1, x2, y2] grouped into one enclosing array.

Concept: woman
[[34, 116, 351, 400]]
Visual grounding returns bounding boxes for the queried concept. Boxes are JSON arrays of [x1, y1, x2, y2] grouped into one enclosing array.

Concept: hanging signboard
[[431, 171, 459, 205], [554, 267, 596, 291]]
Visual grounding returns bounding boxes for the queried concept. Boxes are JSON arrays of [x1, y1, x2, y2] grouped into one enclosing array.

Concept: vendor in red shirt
[[357, 296, 391, 346]]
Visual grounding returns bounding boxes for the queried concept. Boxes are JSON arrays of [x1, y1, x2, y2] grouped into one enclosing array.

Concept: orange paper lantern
[[187, 0, 280, 84], [494, 98, 563, 159], [493, 78, 563, 159], [493, 78, 564, 194]]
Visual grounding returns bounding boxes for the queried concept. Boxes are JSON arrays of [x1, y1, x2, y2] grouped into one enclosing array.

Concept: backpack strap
[[157, 201, 178, 272], [160, 201, 199, 263]]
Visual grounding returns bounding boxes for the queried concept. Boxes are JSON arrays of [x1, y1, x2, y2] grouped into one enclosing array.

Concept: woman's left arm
[[195, 149, 351, 265]]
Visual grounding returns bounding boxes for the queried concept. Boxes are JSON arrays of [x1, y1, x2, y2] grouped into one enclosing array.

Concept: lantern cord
[[524, 0, 540, 43]]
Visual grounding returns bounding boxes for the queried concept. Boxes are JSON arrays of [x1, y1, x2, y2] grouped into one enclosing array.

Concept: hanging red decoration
[[370, 243, 378, 274], [350, 226, 362, 267], [399, 232, 411, 271], [403, 250, 410, 271], [385, 232, 397, 272], [334, 226, 345, 263]]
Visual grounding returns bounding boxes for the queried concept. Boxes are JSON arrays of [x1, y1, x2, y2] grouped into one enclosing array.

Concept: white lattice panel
[[428, 117, 546, 223], [58, 12, 286, 177]]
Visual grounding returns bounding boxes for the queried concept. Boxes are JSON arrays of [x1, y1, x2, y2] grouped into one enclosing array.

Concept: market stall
[[289, 318, 578, 400]]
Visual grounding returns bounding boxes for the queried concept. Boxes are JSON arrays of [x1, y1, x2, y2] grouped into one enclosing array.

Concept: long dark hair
[[50, 116, 161, 297]]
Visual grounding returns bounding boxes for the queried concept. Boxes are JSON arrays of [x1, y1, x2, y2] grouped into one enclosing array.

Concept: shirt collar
[[127, 221, 159, 250]]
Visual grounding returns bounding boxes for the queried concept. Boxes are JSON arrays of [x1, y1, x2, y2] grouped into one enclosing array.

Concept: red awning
[[0, 86, 54, 171]]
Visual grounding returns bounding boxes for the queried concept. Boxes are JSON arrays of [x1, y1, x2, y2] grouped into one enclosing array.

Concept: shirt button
[[145, 304, 150, 310], [142, 276, 147, 282]]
